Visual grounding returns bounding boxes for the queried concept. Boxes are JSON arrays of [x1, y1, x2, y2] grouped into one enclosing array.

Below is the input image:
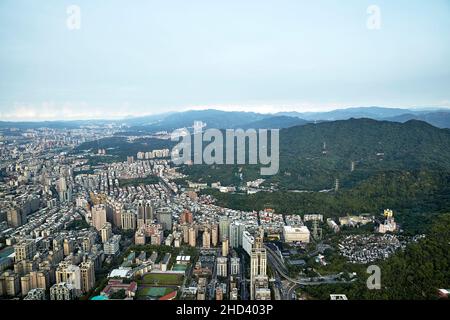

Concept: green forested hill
[[183, 118, 450, 190], [275, 118, 450, 189]]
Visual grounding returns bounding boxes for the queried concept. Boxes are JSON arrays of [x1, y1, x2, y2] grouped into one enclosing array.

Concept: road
[[239, 251, 248, 300], [265, 244, 353, 294]]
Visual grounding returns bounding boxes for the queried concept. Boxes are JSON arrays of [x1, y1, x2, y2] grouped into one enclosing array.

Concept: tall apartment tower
[[229, 221, 245, 248], [57, 176, 72, 203], [121, 209, 137, 230], [137, 201, 145, 229], [202, 228, 211, 249], [158, 210, 172, 231], [222, 239, 229, 257], [219, 216, 230, 242], [55, 262, 81, 291], [250, 228, 267, 300], [14, 239, 36, 262], [112, 202, 123, 228], [80, 260, 95, 293], [100, 222, 112, 243], [91, 204, 107, 231], [188, 226, 196, 247], [211, 223, 218, 247], [145, 200, 154, 222]]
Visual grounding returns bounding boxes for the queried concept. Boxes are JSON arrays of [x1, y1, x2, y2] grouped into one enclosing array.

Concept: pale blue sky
[[0, 0, 449, 120]]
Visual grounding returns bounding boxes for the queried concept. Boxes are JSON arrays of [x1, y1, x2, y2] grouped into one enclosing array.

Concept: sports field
[[136, 286, 174, 298], [141, 273, 183, 285]]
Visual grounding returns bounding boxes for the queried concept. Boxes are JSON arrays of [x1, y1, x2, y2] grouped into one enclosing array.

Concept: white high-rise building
[[229, 221, 245, 248], [91, 204, 107, 231], [217, 257, 228, 277], [250, 229, 267, 300], [230, 257, 240, 275]]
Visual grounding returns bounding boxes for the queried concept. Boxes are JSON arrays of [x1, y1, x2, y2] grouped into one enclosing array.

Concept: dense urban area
[[0, 119, 448, 301]]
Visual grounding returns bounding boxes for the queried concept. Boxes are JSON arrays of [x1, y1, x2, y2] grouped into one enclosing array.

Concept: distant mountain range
[[1, 107, 450, 130], [275, 107, 450, 128]]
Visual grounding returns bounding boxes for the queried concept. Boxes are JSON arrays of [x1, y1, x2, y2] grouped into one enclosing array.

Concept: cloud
[[0, 102, 139, 121]]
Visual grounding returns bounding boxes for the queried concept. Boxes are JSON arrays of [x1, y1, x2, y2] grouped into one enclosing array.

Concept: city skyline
[[1, 0, 450, 120]]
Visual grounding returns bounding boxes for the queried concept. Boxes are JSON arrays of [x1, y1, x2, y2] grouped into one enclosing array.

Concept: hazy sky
[[0, 0, 449, 120]]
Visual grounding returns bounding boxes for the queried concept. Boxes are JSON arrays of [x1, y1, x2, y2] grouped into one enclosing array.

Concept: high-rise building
[[211, 223, 218, 247], [137, 201, 146, 229], [14, 259, 36, 276], [188, 226, 196, 247], [158, 210, 172, 231], [182, 224, 189, 244], [104, 235, 121, 256], [0, 271, 20, 296], [253, 276, 271, 300], [91, 204, 107, 231], [7, 207, 25, 228], [63, 238, 74, 256], [145, 200, 154, 222], [202, 228, 211, 249], [80, 260, 95, 293], [55, 262, 81, 291], [29, 270, 49, 290], [121, 209, 137, 230], [217, 257, 228, 277], [222, 239, 229, 257], [57, 176, 72, 203], [24, 288, 46, 300], [230, 257, 240, 275], [100, 222, 112, 243], [229, 221, 245, 248], [250, 229, 267, 300], [14, 240, 36, 262], [20, 274, 32, 296], [50, 282, 75, 300], [242, 231, 255, 256], [112, 202, 123, 228], [219, 216, 230, 242]]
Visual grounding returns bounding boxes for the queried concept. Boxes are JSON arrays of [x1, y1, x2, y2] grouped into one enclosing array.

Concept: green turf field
[[136, 286, 174, 297]]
